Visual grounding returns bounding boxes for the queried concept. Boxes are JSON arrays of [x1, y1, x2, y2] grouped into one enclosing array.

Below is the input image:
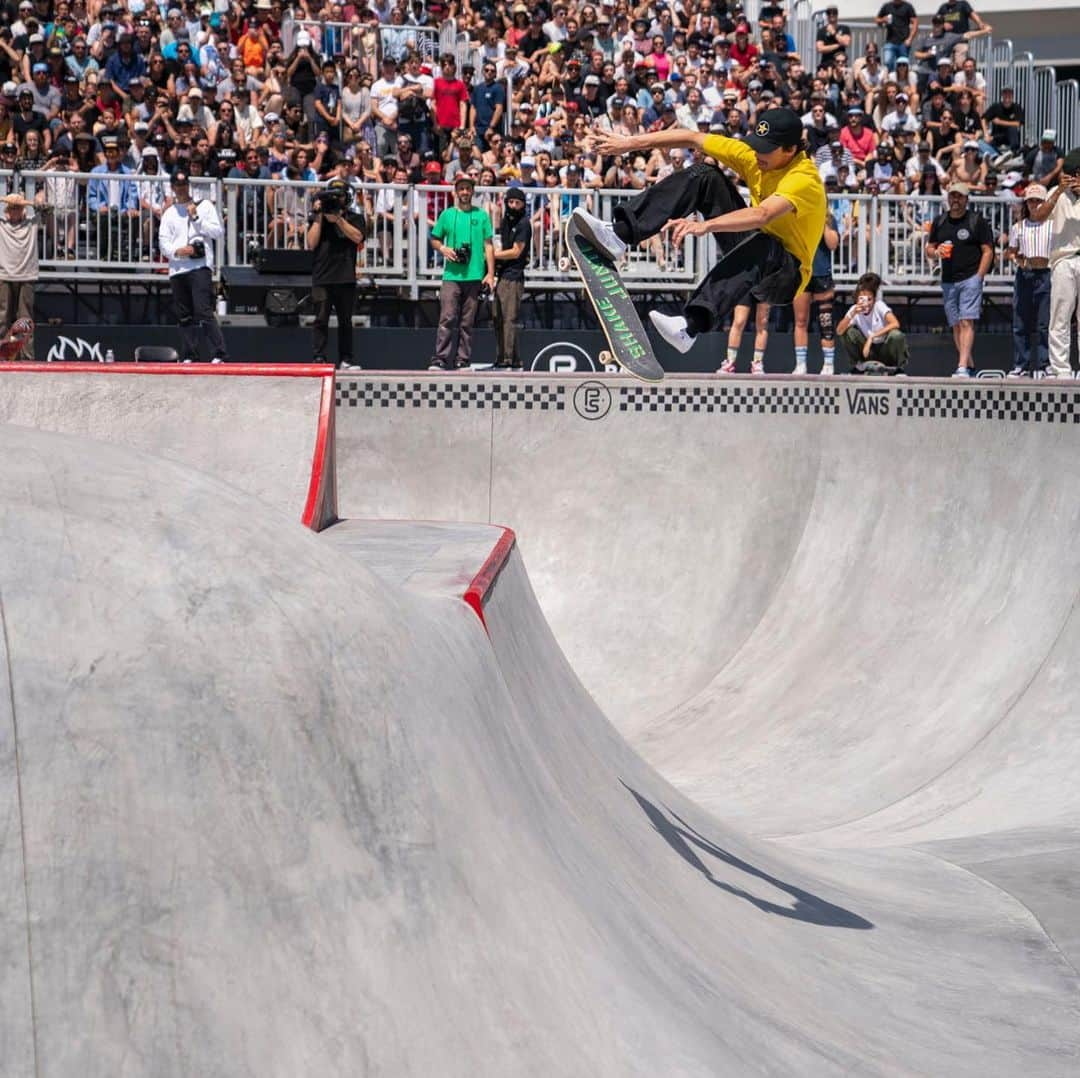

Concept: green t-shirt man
[[431, 182, 494, 282]]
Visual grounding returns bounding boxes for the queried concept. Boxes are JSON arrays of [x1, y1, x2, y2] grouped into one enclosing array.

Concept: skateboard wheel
[[558, 258, 570, 272], [599, 350, 613, 366]]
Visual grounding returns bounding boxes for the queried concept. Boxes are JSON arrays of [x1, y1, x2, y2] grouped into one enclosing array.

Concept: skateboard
[[560, 215, 664, 382], [0, 317, 33, 361]]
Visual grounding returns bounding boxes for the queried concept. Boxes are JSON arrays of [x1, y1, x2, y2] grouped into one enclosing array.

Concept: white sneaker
[[820, 362, 834, 376], [717, 357, 737, 374], [571, 206, 626, 261], [951, 366, 974, 378], [648, 310, 695, 354], [751, 357, 764, 375], [793, 361, 807, 375]]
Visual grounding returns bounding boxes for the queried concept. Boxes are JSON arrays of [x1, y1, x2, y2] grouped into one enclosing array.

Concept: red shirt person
[[433, 54, 469, 141], [729, 23, 760, 70], [839, 107, 878, 166]]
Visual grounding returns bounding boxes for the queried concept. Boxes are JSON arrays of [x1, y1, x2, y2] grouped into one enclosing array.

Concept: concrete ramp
[[0, 363, 336, 528], [1, 424, 1077, 1076]]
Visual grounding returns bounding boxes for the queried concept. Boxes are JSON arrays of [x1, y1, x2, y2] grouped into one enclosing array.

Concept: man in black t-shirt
[[492, 187, 531, 369], [876, 0, 917, 72], [306, 175, 366, 370], [927, 182, 994, 377], [983, 87, 1024, 153], [815, 7, 851, 61]]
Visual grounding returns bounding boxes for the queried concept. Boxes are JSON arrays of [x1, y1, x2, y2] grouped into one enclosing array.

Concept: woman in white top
[[837, 271, 909, 372]]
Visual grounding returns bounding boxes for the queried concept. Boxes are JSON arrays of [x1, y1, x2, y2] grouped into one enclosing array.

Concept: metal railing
[[12, 170, 1023, 299], [379, 25, 440, 64], [792, 5, 1079, 152]]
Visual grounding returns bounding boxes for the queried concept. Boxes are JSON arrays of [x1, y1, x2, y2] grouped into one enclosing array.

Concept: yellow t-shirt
[[701, 134, 826, 293]]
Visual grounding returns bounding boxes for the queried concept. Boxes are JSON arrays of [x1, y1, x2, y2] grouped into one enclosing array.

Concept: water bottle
[[216, 291, 227, 318], [104, 348, 115, 364]]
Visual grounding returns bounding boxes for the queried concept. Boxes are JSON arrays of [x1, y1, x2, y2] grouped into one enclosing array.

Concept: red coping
[[463, 527, 517, 633]]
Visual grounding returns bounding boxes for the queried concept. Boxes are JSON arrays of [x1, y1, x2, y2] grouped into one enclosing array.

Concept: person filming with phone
[[158, 170, 229, 364]]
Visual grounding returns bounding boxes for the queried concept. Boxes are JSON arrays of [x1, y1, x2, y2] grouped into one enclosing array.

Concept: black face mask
[[504, 201, 525, 221]]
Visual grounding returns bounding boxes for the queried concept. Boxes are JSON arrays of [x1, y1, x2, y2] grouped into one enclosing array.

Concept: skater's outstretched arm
[[593, 128, 707, 159], [667, 195, 796, 244]]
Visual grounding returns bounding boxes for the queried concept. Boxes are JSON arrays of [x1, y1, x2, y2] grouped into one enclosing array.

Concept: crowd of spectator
[[0, 0, 1066, 268]]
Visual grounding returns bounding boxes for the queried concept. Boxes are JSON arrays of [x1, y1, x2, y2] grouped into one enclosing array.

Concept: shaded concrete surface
[[1, 368, 1078, 1074], [0, 370, 326, 520], [1, 424, 1076, 1076], [321, 519, 504, 597], [335, 372, 1080, 1073]]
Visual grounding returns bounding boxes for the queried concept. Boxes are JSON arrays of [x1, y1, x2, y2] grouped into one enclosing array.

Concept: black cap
[[743, 108, 802, 152], [504, 186, 526, 204]]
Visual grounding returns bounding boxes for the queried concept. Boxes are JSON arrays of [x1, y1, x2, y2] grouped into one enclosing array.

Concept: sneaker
[[1007, 366, 1030, 378], [338, 360, 363, 371], [717, 357, 737, 374], [951, 366, 974, 378], [648, 310, 695, 354], [428, 360, 448, 370], [751, 357, 764, 375], [570, 205, 627, 261], [210, 356, 226, 365], [793, 361, 807, 375], [820, 362, 834, 376]]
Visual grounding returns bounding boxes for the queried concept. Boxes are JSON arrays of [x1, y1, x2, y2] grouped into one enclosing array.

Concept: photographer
[[306, 175, 366, 371], [158, 170, 229, 364], [428, 175, 495, 372]]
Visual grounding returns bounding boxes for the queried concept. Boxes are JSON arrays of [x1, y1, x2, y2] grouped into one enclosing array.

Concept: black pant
[[312, 282, 356, 364], [171, 266, 227, 362], [613, 162, 802, 334]]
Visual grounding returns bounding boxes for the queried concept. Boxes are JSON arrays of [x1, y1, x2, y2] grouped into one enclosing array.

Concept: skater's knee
[[817, 301, 835, 339]]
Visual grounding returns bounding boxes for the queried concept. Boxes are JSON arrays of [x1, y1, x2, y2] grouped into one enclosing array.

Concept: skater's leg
[[840, 327, 867, 369], [612, 163, 747, 247], [683, 231, 775, 335], [876, 329, 909, 370]]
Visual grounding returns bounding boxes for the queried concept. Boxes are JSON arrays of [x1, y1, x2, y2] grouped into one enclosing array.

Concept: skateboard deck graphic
[[562, 216, 664, 383]]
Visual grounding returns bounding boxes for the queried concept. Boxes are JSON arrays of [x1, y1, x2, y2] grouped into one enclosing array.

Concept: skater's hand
[[667, 217, 707, 244], [593, 130, 634, 157]]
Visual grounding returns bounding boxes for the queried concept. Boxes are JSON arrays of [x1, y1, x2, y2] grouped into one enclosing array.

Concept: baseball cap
[[584, 75, 600, 86], [264, 111, 280, 123], [454, 174, 475, 189], [948, 181, 970, 196], [748, 79, 763, 90], [962, 140, 978, 150], [31, 62, 48, 74], [141, 146, 159, 158], [1024, 184, 1049, 201], [1001, 171, 1023, 187], [918, 140, 931, 150], [134, 121, 149, 132], [1041, 128, 1056, 141], [28, 33, 44, 44], [830, 139, 842, 149], [744, 108, 803, 153], [296, 30, 312, 47], [936, 56, 952, 66], [896, 93, 908, 102]]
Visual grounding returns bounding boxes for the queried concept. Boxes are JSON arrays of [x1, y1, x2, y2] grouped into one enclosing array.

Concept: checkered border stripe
[[336, 381, 565, 411], [619, 384, 841, 415], [896, 386, 1080, 423]]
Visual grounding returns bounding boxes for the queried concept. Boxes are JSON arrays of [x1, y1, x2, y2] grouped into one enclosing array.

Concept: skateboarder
[[580, 107, 826, 354]]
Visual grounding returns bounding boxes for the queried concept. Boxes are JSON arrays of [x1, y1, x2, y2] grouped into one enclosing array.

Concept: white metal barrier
[[12, 170, 1022, 297]]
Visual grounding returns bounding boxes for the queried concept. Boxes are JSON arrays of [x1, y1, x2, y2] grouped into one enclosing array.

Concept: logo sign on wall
[[45, 335, 104, 363], [573, 381, 613, 420], [531, 341, 596, 373]]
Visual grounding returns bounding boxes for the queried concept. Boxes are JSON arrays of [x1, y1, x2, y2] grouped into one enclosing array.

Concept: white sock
[[795, 346, 808, 366], [822, 345, 835, 368], [753, 349, 765, 366], [727, 346, 738, 364]]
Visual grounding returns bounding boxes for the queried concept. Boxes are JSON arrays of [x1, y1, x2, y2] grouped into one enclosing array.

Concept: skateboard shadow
[[621, 782, 873, 930]]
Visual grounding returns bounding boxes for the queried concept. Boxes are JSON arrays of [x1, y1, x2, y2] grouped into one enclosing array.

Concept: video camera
[[317, 181, 352, 215]]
